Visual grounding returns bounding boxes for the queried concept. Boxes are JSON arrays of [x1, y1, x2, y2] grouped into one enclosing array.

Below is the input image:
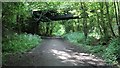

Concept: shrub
[[103, 38, 120, 64], [2, 33, 42, 53], [89, 45, 106, 54], [85, 36, 98, 45]]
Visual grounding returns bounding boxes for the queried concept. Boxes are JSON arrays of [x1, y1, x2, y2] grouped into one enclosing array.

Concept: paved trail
[[4, 38, 111, 67]]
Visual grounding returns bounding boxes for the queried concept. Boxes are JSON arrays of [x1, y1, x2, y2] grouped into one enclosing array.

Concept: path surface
[[4, 38, 110, 67]]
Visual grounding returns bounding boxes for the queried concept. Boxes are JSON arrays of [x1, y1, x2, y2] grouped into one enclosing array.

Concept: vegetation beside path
[[63, 32, 120, 65], [2, 33, 42, 53], [2, 33, 42, 64]]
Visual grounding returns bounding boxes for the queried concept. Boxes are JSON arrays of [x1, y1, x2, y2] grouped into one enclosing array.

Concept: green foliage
[[52, 23, 65, 36], [63, 32, 85, 43], [103, 38, 120, 64], [88, 45, 106, 54], [2, 33, 42, 53], [64, 32, 120, 64], [85, 36, 98, 45], [2, 2, 31, 34]]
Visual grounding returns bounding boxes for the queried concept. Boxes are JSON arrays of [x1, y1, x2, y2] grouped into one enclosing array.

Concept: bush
[[88, 45, 106, 54], [103, 38, 120, 64], [2, 33, 42, 53], [85, 36, 98, 45]]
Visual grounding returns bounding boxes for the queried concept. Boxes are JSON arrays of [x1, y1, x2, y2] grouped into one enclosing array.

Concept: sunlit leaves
[[52, 23, 65, 36], [63, 32, 85, 43]]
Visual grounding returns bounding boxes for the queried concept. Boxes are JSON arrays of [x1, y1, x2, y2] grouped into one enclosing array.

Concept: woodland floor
[[3, 38, 115, 67]]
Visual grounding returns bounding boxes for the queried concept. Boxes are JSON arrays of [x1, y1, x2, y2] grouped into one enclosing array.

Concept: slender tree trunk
[[81, 2, 88, 40], [114, 2, 120, 36], [35, 22, 39, 34], [105, 2, 116, 37], [46, 22, 50, 36], [99, 2, 108, 41], [73, 22, 76, 32], [83, 18, 88, 40], [116, 2, 120, 36], [96, 13, 103, 35], [77, 20, 80, 31], [17, 14, 21, 34], [50, 23, 54, 36], [95, 3, 103, 35]]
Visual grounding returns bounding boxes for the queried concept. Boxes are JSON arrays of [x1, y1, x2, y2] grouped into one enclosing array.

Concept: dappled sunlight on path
[[50, 49, 105, 66]]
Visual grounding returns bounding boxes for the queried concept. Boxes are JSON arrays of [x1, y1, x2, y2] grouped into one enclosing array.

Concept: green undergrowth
[[103, 38, 120, 64], [2, 33, 42, 65], [63, 32, 85, 43], [2, 33, 42, 53], [63, 32, 120, 65]]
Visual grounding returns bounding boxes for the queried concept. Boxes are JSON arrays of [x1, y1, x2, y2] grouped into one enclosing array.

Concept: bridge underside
[[33, 10, 80, 22]]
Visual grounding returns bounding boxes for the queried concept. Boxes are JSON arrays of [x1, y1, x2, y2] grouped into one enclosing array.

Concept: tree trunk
[[95, 4, 103, 35], [105, 2, 116, 37], [116, 2, 120, 36], [17, 14, 21, 34], [46, 22, 50, 36], [96, 13, 103, 35], [35, 22, 39, 34], [114, 2, 120, 36], [99, 2, 108, 41], [81, 2, 88, 40]]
